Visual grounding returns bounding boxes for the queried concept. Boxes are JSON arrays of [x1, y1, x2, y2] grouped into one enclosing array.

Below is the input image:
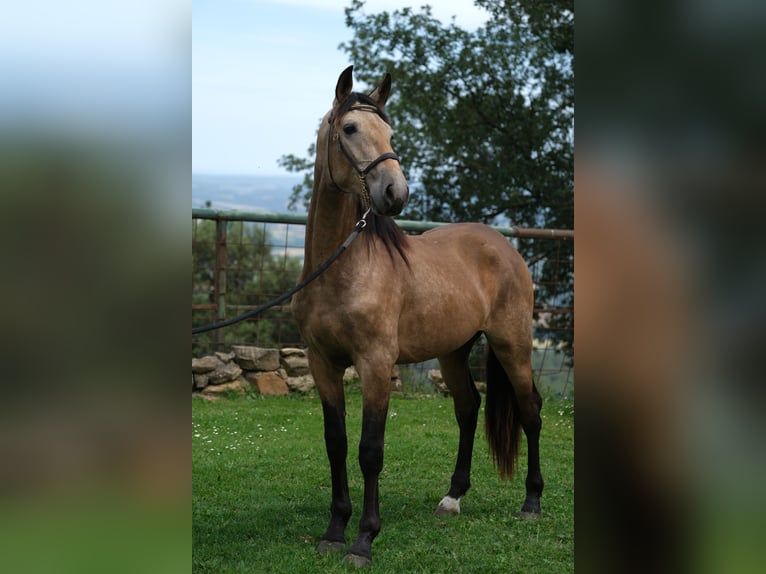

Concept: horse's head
[[323, 66, 409, 217]]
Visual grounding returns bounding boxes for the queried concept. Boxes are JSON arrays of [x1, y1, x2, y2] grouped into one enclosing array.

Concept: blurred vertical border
[[576, 0, 766, 572], [6, 1, 765, 572], [0, 2, 189, 572]]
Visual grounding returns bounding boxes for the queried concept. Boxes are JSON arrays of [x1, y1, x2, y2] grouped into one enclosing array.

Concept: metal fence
[[192, 209, 573, 397]]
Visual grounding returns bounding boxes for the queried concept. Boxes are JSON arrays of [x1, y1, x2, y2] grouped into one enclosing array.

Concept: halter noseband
[[326, 104, 400, 211]]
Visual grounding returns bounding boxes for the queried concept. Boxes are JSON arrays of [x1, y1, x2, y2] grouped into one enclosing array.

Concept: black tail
[[484, 346, 522, 480]]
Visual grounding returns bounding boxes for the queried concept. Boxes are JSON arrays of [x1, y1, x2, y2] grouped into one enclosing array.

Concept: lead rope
[[191, 209, 370, 335], [194, 103, 394, 335]]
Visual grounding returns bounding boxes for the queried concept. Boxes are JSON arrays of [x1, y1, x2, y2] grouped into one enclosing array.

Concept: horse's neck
[[303, 176, 360, 272]]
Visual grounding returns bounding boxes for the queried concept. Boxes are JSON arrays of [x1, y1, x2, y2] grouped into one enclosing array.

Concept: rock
[[193, 373, 209, 389], [286, 374, 315, 393], [390, 365, 402, 391], [343, 366, 359, 384], [236, 373, 253, 390], [429, 369, 449, 396], [280, 347, 306, 357], [232, 346, 280, 371], [207, 362, 242, 385], [192, 356, 219, 374], [281, 351, 310, 377], [202, 379, 245, 395], [254, 372, 289, 396], [242, 371, 260, 386], [214, 351, 236, 362]]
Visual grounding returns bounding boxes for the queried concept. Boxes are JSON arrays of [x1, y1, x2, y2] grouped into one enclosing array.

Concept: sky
[[0, 1, 187, 143], [193, 0, 490, 176]]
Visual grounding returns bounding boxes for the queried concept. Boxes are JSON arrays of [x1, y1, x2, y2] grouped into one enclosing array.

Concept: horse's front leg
[[344, 359, 393, 568], [311, 354, 352, 554]]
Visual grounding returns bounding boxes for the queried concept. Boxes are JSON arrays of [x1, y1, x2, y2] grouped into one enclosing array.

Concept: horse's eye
[[343, 123, 357, 135]]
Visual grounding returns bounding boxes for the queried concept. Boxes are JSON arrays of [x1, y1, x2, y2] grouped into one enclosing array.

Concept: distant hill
[[192, 173, 305, 214]]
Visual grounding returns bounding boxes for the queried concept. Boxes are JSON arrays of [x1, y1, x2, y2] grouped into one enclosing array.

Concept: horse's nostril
[[381, 181, 408, 215]]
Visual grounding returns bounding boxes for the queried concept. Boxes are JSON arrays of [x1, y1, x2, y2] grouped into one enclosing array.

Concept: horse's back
[[395, 222, 533, 362], [411, 223, 531, 293], [419, 222, 517, 255]]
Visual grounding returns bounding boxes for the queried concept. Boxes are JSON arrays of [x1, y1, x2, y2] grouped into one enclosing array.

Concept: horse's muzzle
[[371, 177, 408, 216], [381, 182, 408, 216]]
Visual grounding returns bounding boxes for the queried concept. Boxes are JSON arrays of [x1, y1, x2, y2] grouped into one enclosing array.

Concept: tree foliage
[[278, 0, 573, 356], [280, 0, 573, 230]]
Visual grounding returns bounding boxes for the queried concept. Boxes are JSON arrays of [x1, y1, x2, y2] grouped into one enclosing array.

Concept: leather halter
[[326, 104, 400, 211]]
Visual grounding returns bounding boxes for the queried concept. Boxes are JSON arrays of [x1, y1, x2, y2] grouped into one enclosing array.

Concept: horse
[[291, 66, 543, 567]]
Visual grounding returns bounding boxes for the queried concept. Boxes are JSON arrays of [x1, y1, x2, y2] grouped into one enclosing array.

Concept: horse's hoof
[[317, 540, 345, 554], [518, 510, 541, 520], [434, 495, 461, 516], [344, 553, 371, 568]]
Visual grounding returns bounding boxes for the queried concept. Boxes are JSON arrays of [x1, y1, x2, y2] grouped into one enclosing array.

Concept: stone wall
[[192, 346, 401, 397], [427, 369, 486, 396]]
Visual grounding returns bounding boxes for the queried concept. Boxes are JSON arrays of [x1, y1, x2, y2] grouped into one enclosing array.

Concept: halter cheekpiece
[[327, 103, 400, 211]]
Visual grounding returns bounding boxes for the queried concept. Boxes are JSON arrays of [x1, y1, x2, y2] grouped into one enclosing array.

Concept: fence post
[[213, 218, 227, 351]]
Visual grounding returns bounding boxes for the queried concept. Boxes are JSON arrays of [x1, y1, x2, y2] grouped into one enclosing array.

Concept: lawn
[[193, 389, 573, 573]]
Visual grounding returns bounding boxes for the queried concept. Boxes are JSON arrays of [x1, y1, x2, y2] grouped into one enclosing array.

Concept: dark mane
[[357, 202, 410, 266]]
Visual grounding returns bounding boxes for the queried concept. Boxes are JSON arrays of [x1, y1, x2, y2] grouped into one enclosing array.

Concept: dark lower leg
[[320, 400, 352, 545], [521, 387, 544, 515], [346, 407, 387, 562], [437, 348, 481, 512], [447, 381, 481, 500]]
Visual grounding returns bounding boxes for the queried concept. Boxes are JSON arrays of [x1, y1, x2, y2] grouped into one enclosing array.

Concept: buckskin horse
[[291, 66, 543, 567]]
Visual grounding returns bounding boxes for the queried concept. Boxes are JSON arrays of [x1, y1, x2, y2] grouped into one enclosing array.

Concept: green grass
[[193, 390, 573, 573]]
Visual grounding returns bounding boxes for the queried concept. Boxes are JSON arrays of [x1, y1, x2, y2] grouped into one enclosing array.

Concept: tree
[[281, 0, 572, 229], [279, 0, 573, 356]]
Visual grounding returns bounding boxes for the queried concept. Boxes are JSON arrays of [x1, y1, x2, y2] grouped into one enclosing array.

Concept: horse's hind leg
[[515, 362, 544, 518], [520, 380, 544, 518], [486, 336, 544, 518], [435, 340, 482, 516]]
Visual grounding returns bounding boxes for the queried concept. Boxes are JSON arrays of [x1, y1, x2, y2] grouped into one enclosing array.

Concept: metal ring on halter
[[356, 208, 371, 229]]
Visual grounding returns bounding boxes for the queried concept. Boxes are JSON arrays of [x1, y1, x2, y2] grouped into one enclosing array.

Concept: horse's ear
[[335, 65, 354, 105], [369, 73, 392, 108]]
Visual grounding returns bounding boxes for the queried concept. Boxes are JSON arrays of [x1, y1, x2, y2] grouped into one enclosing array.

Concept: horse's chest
[[293, 287, 394, 353], [293, 292, 352, 341]]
